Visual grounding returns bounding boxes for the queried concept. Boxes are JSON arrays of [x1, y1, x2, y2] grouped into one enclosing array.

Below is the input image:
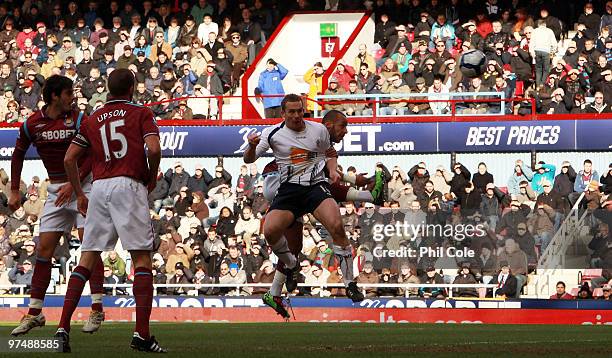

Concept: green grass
[[0, 323, 610, 357]]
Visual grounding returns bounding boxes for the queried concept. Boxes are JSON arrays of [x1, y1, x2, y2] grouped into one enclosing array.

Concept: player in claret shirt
[[10, 75, 106, 337], [55, 69, 165, 353]]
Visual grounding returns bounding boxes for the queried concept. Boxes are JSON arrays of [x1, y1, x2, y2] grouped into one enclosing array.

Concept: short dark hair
[[42, 75, 73, 104], [556, 281, 566, 288], [584, 159, 592, 165], [322, 109, 346, 124], [280, 93, 302, 111], [107, 68, 134, 97]]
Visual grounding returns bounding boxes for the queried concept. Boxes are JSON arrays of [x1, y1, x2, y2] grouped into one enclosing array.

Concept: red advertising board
[[1, 308, 609, 325]]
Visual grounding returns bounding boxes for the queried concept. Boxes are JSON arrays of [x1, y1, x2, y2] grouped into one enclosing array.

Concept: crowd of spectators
[[0, 0, 610, 298], [312, 1, 612, 116], [1, 155, 610, 299], [0, 1, 610, 122]]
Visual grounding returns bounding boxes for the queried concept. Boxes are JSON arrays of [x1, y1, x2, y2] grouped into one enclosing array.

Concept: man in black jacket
[[489, 261, 518, 298], [407, 162, 430, 197], [553, 161, 576, 206], [472, 162, 494, 195], [188, 164, 213, 197], [208, 165, 232, 191], [450, 163, 471, 199], [497, 199, 530, 237], [536, 180, 565, 230], [165, 162, 191, 199]]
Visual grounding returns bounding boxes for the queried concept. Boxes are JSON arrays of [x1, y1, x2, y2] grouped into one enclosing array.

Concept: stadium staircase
[[527, 193, 590, 297]]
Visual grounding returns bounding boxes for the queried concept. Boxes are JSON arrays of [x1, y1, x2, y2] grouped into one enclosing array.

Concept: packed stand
[[1, 155, 610, 299], [0, 2, 610, 122], [308, 1, 612, 117]]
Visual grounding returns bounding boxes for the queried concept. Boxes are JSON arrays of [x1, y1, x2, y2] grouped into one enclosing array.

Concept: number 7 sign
[[321, 37, 340, 58]]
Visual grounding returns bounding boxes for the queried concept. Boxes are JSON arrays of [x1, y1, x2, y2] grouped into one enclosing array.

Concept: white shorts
[[80, 176, 154, 252], [39, 176, 92, 233]]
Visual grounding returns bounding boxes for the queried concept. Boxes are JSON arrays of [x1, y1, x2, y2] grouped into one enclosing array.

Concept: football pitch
[[0, 323, 610, 357]]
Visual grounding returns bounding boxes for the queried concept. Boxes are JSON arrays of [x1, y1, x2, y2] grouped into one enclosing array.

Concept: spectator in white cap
[[543, 87, 568, 114], [599, 285, 611, 300], [322, 76, 346, 115], [17, 239, 37, 266], [9, 259, 33, 293], [178, 206, 202, 240]]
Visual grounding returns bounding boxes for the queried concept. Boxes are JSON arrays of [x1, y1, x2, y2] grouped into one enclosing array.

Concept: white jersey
[[255, 120, 331, 186]]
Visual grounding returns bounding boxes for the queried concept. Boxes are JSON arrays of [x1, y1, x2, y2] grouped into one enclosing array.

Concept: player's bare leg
[[263, 209, 300, 290], [313, 198, 364, 302], [11, 231, 63, 336]]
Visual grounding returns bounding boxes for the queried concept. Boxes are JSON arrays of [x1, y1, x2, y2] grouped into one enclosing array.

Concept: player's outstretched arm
[[145, 135, 162, 193], [64, 143, 87, 215]]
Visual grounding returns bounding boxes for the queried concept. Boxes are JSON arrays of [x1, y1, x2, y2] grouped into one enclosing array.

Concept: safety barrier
[[98, 283, 498, 298]]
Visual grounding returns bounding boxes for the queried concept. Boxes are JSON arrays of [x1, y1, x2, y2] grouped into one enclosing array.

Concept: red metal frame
[[240, 13, 295, 120], [240, 11, 372, 120], [1, 95, 609, 129], [321, 12, 372, 94]]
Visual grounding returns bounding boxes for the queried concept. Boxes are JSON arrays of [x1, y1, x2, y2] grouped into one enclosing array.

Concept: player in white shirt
[[244, 95, 364, 302]]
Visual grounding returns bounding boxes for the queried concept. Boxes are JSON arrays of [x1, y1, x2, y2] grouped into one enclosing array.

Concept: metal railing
[[313, 91, 512, 118], [1, 93, 582, 128], [534, 192, 589, 297], [100, 283, 498, 298], [538, 192, 588, 270]]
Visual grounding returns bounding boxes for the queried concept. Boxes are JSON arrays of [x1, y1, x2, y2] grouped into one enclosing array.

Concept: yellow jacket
[[40, 57, 64, 78], [303, 67, 323, 111]]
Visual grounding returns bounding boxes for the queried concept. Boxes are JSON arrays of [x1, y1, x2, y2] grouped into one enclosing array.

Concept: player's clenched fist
[[328, 169, 341, 184], [247, 132, 261, 147], [76, 194, 89, 217]]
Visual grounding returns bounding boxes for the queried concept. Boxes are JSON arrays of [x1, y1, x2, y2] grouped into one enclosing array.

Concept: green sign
[[320, 23, 337, 37]]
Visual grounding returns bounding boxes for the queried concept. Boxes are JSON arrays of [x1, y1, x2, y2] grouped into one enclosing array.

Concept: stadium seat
[[580, 269, 603, 284]]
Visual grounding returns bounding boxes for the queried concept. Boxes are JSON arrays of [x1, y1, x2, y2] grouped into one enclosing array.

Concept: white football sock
[[270, 236, 297, 269]]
